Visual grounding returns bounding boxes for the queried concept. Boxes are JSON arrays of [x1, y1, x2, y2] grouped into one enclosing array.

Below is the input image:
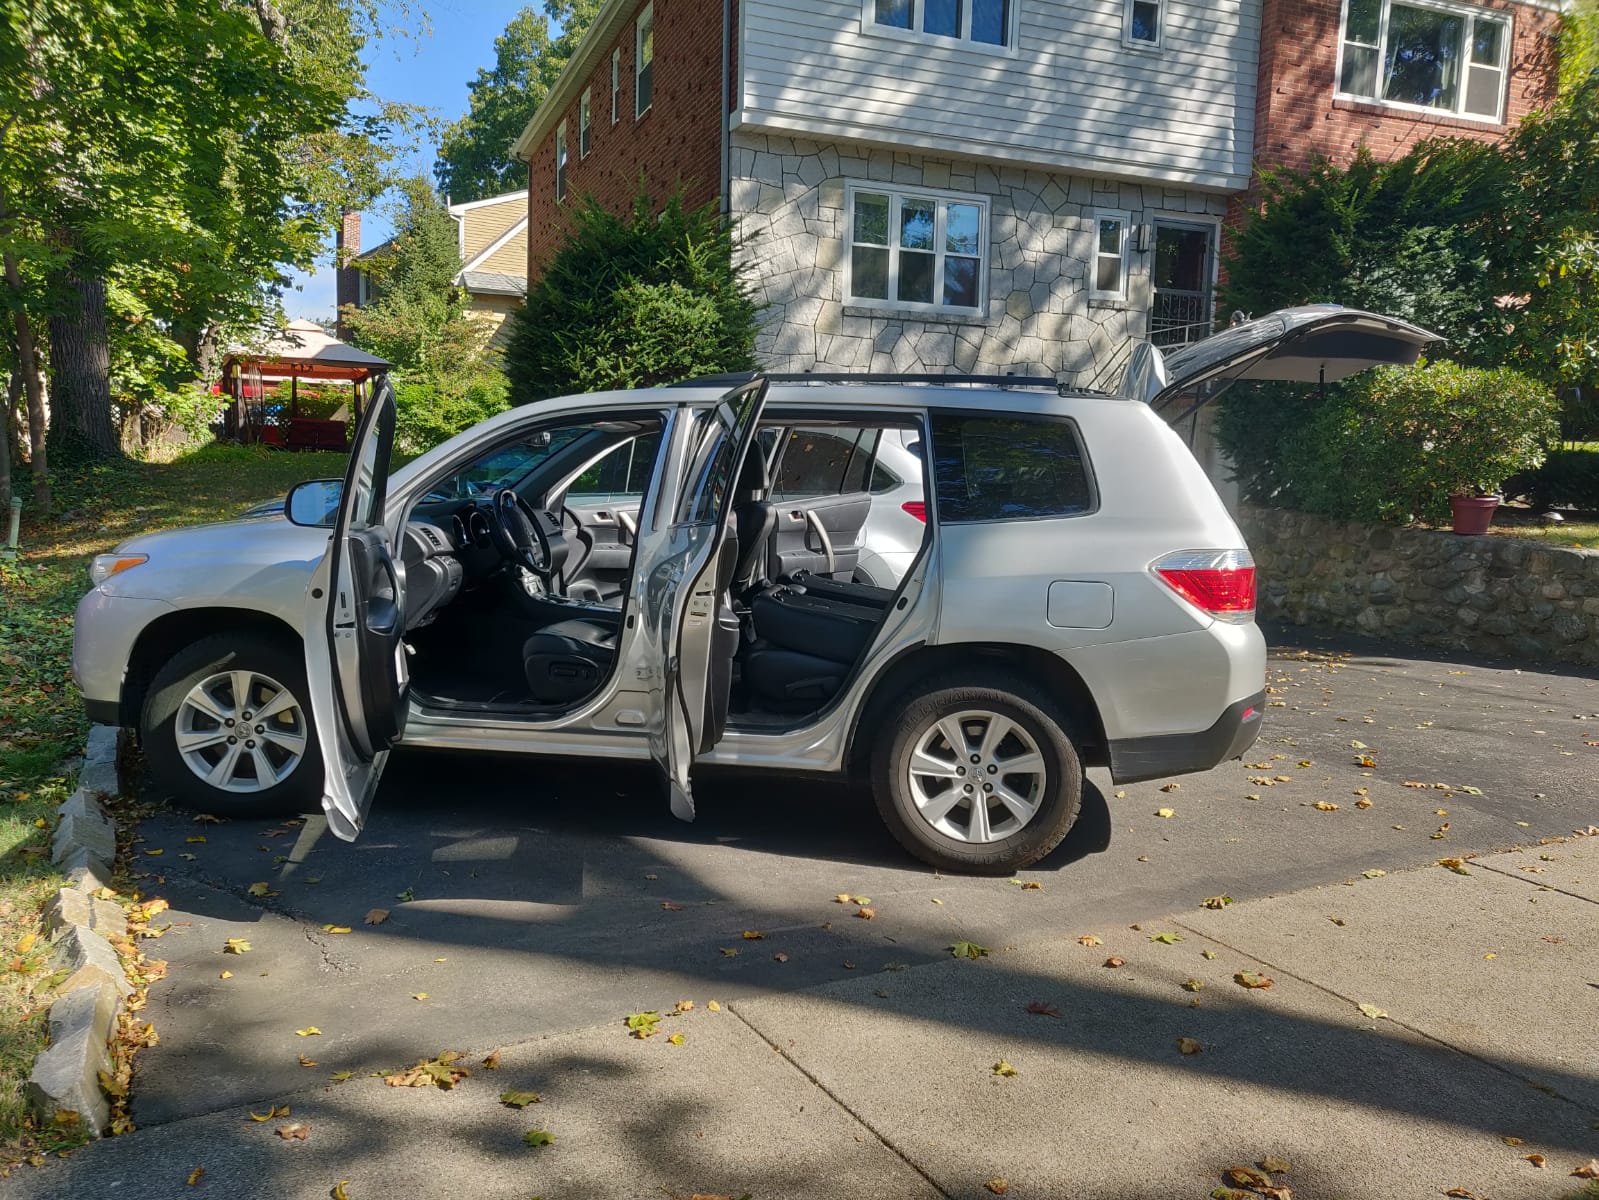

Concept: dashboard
[[397, 497, 503, 630]]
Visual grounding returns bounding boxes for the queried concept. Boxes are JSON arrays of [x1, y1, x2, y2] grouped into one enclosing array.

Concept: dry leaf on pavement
[[331, 1183, 350, 1200], [1156, 807, 1176, 818], [1225, 1166, 1274, 1190], [294, 1027, 321, 1037], [1313, 801, 1339, 812], [1260, 1156, 1292, 1173], [522, 1129, 555, 1148], [1149, 932, 1184, 944], [1438, 858, 1471, 875], [384, 1051, 470, 1089], [660, 901, 684, 911], [674, 999, 695, 1013], [1024, 1000, 1060, 1018], [772, 952, 789, 963], [322, 924, 352, 935], [248, 1105, 291, 1122], [1358, 1002, 1388, 1020], [707, 1000, 722, 1012], [481, 1051, 501, 1069], [186, 1167, 204, 1186], [855, 906, 875, 919], [667, 1033, 685, 1045], [1234, 971, 1274, 990], [985, 1180, 1010, 1195], [363, 909, 389, 925], [1182, 979, 1204, 993], [1077, 934, 1103, 946], [1201, 895, 1233, 909], [223, 938, 251, 954], [950, 941, 988, 959], [1572, 1160, 1599, 1178], [1176, 1037, 1203, 1055], [1103, 956, 1126, 968], [741, 930, 764, 940], [626, 1011, 662, 1039], [276, 1122, 310, 1141], [992, 1059, 1018, 1077], [297, 1055, 317, 1068], [1525, 1154, 1548, 1168], [500, 1091, 541, 1108]]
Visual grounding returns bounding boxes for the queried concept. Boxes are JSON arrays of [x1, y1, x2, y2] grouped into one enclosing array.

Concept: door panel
[[561, 501, 641, 603], [768, 494, 871, 581], [302, 380, 405, 842]]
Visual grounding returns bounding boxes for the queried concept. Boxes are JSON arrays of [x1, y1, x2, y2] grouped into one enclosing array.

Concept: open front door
[[1121, 305, 1443, 415], [646, 378, 770, 823], [303, 379, 408, 841]]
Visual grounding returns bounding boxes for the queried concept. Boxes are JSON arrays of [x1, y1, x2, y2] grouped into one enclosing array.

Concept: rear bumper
[[1105, 691, 1265, 784]]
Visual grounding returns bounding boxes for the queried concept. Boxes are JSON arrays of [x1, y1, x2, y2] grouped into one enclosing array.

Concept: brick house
[[511, 0, 1563, 384], [336, 190, 530, 349]]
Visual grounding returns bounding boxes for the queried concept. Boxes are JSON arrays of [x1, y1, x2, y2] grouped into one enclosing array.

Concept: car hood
[[113, 514, 330, 564]]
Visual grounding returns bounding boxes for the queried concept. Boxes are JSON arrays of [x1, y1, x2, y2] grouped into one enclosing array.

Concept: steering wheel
[[488, 488, 555, 586]]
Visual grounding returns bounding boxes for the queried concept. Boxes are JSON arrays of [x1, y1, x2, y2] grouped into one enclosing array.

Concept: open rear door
[[1121, 305, 1443, 415], [303, 379, 408, 841], [645, 378, 770, 822]]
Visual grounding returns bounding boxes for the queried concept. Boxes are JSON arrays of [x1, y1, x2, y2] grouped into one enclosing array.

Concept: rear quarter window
[[930, 414, 1094, 522]]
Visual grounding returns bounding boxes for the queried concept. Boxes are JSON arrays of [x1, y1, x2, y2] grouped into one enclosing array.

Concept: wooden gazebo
[[220, 320, 390, 451]]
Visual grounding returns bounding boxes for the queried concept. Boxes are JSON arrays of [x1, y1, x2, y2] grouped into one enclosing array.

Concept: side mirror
[[284, 479, 344, 528]]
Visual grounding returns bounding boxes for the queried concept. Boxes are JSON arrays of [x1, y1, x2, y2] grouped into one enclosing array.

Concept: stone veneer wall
[[1242, 507, 1599, 667], [729, 130, 1229, 381]]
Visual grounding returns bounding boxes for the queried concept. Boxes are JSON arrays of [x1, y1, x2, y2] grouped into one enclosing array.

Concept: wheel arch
[[847, 642, 1109, 778], [122, 608, 303, 729]]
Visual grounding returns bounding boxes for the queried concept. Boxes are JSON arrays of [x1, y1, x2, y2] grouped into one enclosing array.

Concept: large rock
[[49, 925, 132, 999], [44, 888, 127, 940], [27, 1025, 112, 1138], [51, 809, 116, 867]]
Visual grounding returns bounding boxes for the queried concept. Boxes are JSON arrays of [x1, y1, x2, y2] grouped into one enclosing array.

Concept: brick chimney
[[334, 209, 361, 339]]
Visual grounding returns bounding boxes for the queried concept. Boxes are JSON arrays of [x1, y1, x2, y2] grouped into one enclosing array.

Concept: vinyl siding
[[460, 198, 528, 261], [737, 0, 1260, 191], [477, 227, 530, 275]]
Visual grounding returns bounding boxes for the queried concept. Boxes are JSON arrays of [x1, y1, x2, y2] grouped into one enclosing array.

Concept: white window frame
[[859, 0, 1019, 57], [579, 88, 592, 157], [610, 47, 620, 125], [843, 181, 990, 316], [1090, 209, 1130, 303], [555, 121, 568, 203], [635, 2, 654, 119], [1333, 0, 1511, 124], [1123, 0, 1162, 51]]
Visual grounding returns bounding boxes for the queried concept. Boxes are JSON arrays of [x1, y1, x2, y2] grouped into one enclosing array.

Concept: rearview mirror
[[284, 479, 343, 528]]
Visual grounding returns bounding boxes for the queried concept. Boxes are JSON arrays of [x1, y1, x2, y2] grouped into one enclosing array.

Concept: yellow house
[[336, 190, 528, 351]]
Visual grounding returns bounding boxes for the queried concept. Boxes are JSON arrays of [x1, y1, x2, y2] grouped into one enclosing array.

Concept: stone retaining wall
[[1241, 507, 1599, 667]]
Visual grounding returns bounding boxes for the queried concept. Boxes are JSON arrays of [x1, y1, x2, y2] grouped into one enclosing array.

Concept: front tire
[[872, 673, 1082, 874], [140, 633, 323, 818]]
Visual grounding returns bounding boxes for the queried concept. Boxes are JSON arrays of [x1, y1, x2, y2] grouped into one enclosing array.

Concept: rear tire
[[872, 673, 1082, 874], [140, 633, 323, 818]]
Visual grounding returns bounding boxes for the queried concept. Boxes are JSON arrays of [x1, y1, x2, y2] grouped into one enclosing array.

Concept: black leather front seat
[[729, 452, 777, 596], [522, 619, 616, 704]]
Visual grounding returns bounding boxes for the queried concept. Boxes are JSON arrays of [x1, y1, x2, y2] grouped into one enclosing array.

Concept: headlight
[[89, 554, 148, 586]]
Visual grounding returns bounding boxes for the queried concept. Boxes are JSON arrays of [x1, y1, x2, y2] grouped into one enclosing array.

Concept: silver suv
[[72, 307, 1435, 873]]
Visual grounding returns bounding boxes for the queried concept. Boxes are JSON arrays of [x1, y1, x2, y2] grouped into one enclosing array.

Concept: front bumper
[[1104, 691, 1266, 784], [73, 590, 177, 727]]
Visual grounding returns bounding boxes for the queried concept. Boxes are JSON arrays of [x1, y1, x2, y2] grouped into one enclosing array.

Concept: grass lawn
[[0, 443, 345, 1161], [1486, 505, 1599, 549]]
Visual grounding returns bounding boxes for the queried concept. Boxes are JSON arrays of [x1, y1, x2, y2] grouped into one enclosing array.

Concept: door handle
[[803, 509, 837, 576]]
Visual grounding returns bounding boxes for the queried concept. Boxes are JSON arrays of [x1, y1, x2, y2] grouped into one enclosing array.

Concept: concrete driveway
[[16, 630, 1599, 1198]]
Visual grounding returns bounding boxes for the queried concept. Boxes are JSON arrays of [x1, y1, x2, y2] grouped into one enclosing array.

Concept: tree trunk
[[2, 246, 51, 513], [1, 371, 16, 510], [46, 259, 119, 460]]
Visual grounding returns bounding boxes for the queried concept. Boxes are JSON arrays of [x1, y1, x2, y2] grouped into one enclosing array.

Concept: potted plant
[[1448, 489, 1501, 536]]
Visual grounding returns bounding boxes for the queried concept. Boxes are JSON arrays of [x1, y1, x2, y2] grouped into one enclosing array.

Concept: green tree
[[1561, 0, 1599, 93], [434, 1, 601, 204], [505, 188, 760, 404]]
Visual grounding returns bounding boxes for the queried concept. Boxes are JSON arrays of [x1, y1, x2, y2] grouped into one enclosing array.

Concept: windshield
[[421, 430, 586, 502]]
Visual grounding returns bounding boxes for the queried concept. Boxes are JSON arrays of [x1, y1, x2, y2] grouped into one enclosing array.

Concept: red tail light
[[1153, 550, 1256, 623], [902, 501, 927, 523]]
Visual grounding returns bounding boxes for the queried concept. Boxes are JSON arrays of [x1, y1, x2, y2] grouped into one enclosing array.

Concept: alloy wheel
[[904, 709, 1047, 843], [175, 670, 308, 793]]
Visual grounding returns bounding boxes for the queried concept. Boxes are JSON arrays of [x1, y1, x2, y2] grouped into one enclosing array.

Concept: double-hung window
[[610, 48, 620, 124], [555, 121, 568, 202], [846, 184, 988, 314], [579, 89, 592, 157], [1125, 0, 1160, 48], [1338, 0, 1510, 121], [1091, 210, 1128, 301], [635, 3, 654, 118], [870, 0, 1012, 48]]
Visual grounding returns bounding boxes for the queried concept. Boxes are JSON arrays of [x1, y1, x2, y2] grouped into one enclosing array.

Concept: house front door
[[1150, 221, 1216, 348]]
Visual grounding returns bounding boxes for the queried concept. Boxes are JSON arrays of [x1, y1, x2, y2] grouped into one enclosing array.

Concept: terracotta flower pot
[[1449, 493, 1500, 535]]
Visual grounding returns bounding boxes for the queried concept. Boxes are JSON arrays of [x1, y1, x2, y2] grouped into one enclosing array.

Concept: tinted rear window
[[930, 414, 1094, 522]]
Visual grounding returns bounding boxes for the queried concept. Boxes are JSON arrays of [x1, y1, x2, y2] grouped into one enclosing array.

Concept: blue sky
[[284, 0, 535, 320]]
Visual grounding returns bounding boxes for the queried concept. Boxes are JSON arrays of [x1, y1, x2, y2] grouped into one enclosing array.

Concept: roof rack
[[669, 371, 1066, 392]]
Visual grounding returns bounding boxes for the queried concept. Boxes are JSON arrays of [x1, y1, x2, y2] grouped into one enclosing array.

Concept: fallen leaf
[[144, 848, 164, 857], [330, 1070, 356, 1083], [1358, 1002, 1388, 1020], [741, 930, 764, 940], [1024, 1000, 1061, 1018], [1103, 956, 1126, 968], [383, 1051, 470, 1089], [1572, 1160, 1599, 1178], [833, 893, 851, 903], [706, 1000, 722, 1012], [1156, 807, 1176, 818], [276, 1122, 310, 1141], [855, 906, 875, 920], [931, 897, 944, 905], [718, 947, 739, 957], [1160, 782, 1180, 792], [1077, 934, 1103, 946], [1438, 858, 1471, 875], [1225, 1166, 1274, 1190], [985, 1180, 1010, 1196], [1355, 797, 1373, 809], [1313, 801, 1340, 812], [298, 1054, 318, 1067], [219, 970, 233, 980], [1361, 869, 1387, 879], [1260, 1156, 1292, 1174], [992, 1059, 1018, 1077], [950, 941, 988, 960], [1501, 1135, 1524, 1146], [674, 999, 695, 1013], [772, 952, 789, 963], [660, 901, 684, 911], [500, 1091, 541, 1108], [522, 1130, 555, 1148], [626, 1011, 662, 1039], [332, 1183, 350, 1200], [1234, 971, 1274, 990], [1019, 881, 1042, 891], [185, 835, 207, 844], [187, 1167, 205, 1186], [223, 938, 251, 954], [412, 992, 428, 1001], [295, 1027, 321, 1037], [1201, 895, 1233, 909], [1202, 949, 1218, 960], [1350, 740, 1368, 749], [1356, 754, 1378, 769], [321, 925, 351, 935], [1149, 932, 1184, 944], [249, 1105, 291, 1122], [1182, 978, 1204, 993], [1525, 1154, 1547, 1168], [667, 1032, 685, 1046], [363, 909, 389, 925], [1444, 1189, 1483, 1199], [1176, 1036, 1203, 1056], [246, 882, 272, 897]]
